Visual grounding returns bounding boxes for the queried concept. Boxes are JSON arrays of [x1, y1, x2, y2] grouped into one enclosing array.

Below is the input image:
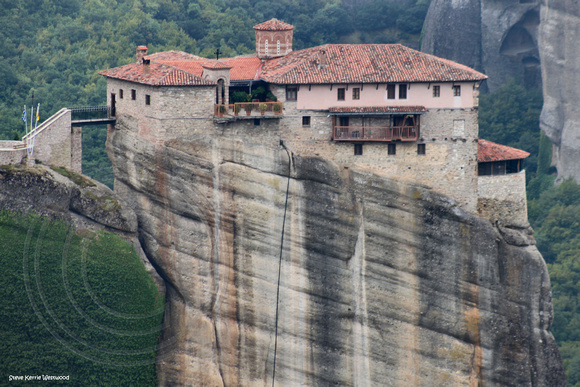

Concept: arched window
[[216, 79, 225, 104], [265, 39, 268, 55], [277, 40, 281, 55]]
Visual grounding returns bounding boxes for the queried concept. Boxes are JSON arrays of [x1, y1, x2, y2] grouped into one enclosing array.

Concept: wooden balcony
[[333, 125, 419, 142], [214, 102, 283, 118]]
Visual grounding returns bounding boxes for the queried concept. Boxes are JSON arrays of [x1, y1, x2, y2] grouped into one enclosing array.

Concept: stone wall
[[2, 109, 79, 171], [111, 81, 482, 212], [478, 170, 528, 226], [0, 141, 27, 165], [108, 79, 216, 145], [270, 82, 480, 211]]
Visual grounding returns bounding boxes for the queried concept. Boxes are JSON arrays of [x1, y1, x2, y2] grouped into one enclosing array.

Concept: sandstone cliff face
[[107, 123, 565, 386], [421, 0, 541, 92], [539, 0, 580, 183]]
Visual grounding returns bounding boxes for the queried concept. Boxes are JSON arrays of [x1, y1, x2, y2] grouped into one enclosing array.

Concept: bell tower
[[253, 18, 294, 59]]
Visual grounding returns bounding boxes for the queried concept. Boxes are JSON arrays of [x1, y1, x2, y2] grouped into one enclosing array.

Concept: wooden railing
[[214, 102, 283, 117], [333, 125, 419, 142]]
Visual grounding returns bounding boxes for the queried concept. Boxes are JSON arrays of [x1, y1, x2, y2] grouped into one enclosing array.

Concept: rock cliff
[[421, 0, 541, 92], [539, 0, 580, 183], [107, 123, 565, 386]]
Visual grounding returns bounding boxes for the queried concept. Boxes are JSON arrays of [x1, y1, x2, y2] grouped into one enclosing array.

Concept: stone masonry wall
[[0, 141, 27, 165], [108, 79, 216, 146], [478, 170, 528, 226], [111, 81, 479, 212], [269, 84, 480, 212]]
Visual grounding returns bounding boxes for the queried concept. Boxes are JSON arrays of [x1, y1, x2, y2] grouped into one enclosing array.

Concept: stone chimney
[[253, 19, 294, 59], [136, 45, 148, 63], [142, 58, 151, 75]]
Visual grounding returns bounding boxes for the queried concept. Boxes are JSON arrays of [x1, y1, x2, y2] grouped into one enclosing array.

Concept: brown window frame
[[337, 88, 345, 101], [433, 85, 440, 98], [388, 143, 396, 155], [399, 84, 407, 99], [352, 87, 360, 100], [286, 86, 297, 101], [387, 84, 395, 99], [354, 143, 363, 156], [453, 85, 461, 97], [302, 116, 311, 126]]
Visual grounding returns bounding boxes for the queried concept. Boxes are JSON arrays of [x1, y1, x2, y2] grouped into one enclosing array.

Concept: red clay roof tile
[[261, 44, 487, 84], [478, 139, 530, 162], [253, 18, 294, 31], [202, 61, 233, 69], [98, 61, 214, 86]]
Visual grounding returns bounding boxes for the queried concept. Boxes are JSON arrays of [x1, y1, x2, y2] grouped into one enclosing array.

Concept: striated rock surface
[[539, 0, 580, 183], [421, 0, 541, 91], [107, 123, 565, 386]]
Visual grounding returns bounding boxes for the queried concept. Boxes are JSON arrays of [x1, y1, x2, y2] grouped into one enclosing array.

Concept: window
[[453, 85, 461, 96], [493, 161, 506, 175], [388, 143, 396, 155], [387, 84, 395, 99], [277, 40, 280, 55], [433, 85, 440, 98], [131, 89, 136, 100], [417, 144, 426, 155], [478, 162, 492, 176], [352, 88, 360, 100], [286, 86, 297, 101], [254, 118, 261, 126], [337, 88, 345, 101], [399, 84, 407, 99], [302, 116, 311, 126], [119, 89, 124, 99], [354, 144, 363, 156], [265, 39, 268, 55], [145, 95, 151, 105]]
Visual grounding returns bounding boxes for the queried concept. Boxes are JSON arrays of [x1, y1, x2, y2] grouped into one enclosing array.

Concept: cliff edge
[[107, 123, 565, 386]]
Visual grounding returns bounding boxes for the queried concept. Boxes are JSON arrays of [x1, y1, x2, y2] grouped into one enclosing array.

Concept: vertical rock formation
[[107, 123, 565, 385], [538, 0, 580, 183], [421, 0, 541, 91]]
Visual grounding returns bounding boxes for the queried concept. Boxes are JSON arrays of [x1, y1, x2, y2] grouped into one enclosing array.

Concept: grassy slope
[[0, 211, 163, 385]]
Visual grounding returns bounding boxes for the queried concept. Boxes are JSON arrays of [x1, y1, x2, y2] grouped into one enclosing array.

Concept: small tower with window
[[254, 18, 294, 59]]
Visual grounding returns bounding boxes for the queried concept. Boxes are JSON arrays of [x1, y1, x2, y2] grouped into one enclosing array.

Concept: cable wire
[[272, 140, 292, 387]]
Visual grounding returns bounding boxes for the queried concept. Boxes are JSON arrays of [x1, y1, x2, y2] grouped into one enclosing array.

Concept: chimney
[[143, 58, 151, 75], [136, 45, 148, 63]]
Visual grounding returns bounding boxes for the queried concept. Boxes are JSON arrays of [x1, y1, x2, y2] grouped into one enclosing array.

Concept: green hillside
[[0, 211, 163, 385]]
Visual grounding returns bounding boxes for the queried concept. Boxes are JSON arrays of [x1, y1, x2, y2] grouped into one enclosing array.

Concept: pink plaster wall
[[296, 82, 477, 110]]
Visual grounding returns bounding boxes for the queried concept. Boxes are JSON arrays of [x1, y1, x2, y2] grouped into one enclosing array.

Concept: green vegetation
[[480, 82, 580, 385], [0, 211, 163, 385]]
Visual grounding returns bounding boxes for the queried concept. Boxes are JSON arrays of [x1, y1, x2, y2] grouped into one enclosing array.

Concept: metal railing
[[215, 102, 283, 117], [333, 125, 419, 142], [70, 106, 114, 122]]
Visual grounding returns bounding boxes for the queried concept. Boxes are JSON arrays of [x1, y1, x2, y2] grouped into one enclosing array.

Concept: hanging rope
[[272, 140, 292, 387]]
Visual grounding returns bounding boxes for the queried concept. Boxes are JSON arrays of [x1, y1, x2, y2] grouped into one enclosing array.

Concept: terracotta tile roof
[[478, 139, 530, 162], [202, 61, 233, 69], [261, 44, 487, 84], [158, 56, 262, 81], [101, 43, 486, 86], [99, 61, 214, 86], [254, 18, 294, 31], [329, 106, 427, 113], [147, 50, 206, 61]]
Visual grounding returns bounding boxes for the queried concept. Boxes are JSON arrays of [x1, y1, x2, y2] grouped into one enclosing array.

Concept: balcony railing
[[214, 102, 283, 117], [333, 125, 419, 142]]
